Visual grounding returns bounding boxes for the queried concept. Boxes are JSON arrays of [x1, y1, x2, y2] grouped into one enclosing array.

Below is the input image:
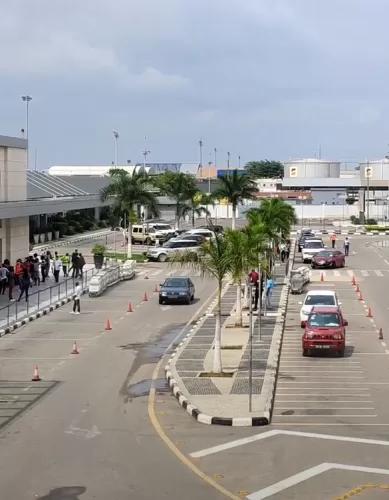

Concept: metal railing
[[0, 268, 97, 330]]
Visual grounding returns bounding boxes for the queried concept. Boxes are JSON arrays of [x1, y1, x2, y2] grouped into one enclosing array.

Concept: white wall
[[0, 217, 29, 263]]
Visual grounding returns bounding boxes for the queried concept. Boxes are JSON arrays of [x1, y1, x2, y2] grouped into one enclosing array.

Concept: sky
[[0, 0, 389, 169]]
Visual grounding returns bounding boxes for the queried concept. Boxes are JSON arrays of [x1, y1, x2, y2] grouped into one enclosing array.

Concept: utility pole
[[22, 95, 32, 170], [214, 147, 217, 170], [113, 131, 119, 166], [366, 157, 370, 222], [199, 139, 203, 169], [248, 284, 253, 412], [238, 155, 241, 168], [227, 151, 230, 175], [143, 149, 150, 169]]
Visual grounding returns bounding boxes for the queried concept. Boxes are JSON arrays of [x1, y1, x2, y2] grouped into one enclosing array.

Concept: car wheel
[[302, 349, 309, 357], [159, 298, 163, 304], [187, 297, 191, 305], [311, 264, 316, 269], [158, 253, 167, 262], [191, 295, 195, 302]]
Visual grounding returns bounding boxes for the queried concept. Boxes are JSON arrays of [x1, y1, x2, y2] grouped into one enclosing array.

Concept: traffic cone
[[144, 272, 149, 280], [358, 291, 363, 300], [351, 275, 356, 285], [153, 284, 158, 293], [355, 284, 360, 293], [127, 302, 133, 313], [105, 318, 112, 330], [320, 272, 324, 281], [31, 365, 41, 382], [366, 307, 372, 318], [71, 341, 79, 354], [143, 292, 148, 302], [379, 328, 384, 340]]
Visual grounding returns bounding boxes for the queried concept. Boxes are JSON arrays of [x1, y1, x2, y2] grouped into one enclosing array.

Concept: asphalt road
[[0, 267, 226, 499]]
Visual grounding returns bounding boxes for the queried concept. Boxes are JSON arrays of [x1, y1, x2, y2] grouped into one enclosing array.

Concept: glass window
[[164, 278, 188, 287], [305, 295, 336, 306], [305, 241, 324, 248], [307, 312, 340, 327]]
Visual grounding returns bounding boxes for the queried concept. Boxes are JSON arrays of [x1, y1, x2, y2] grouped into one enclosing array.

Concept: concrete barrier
[[88, 260, 136, 297]]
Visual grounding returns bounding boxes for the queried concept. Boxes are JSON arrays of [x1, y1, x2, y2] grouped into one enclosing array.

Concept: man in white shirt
[[52, 257, 62, 283], [72, 281, 82, 314]]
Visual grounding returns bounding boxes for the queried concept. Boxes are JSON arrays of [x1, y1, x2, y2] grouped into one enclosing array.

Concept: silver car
[[146, 239, 200, 262]]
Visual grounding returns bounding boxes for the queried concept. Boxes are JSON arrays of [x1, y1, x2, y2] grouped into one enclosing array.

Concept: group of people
[[329, 233, 351, 255], [0, 249, 86, 302], [248, 268, 274, 311]]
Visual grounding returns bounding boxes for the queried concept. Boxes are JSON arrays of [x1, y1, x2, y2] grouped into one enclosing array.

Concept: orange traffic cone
[[127, 302, 133, 313], [379, 328, 384, 340], [143, 292, 148, 302], [355, 284, 360, 293], [351, 275, 356, 285], [31, 365, 41, 382], [366, 307, 372, 318], [358, 292, 363, 300], [153, 284, 158, 293], [320, 272, 324, 281], [105, 318, 112, 330], [71, 341, 79, 354]]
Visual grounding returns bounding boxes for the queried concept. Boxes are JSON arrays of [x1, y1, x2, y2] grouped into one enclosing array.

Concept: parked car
[[311, 250, 345, 269], [302, 239, 325, 262], [169, 233, 206, 244], [159, 276, 195, 305], [198, 224, 224, 234], [301, 306, 348, 357], [184, 228, 215, 240], [299, 290, 341, 322], [298, 232, 315, 252], [146, 239, 200, 262]]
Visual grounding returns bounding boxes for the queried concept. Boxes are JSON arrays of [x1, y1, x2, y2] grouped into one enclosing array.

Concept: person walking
[[285, 241, 290, 260], [52, 256, 62, 283], [266, 275, 274, 309], [61, 253, 70, 277], [7, 265, 15, 301], [72, 281, 82, 314], [279, 243, 286, 263], [0, 264, 8, 295], [15, 259, 23, 288], [32, 256, 40, 286], [40, 255, 47, 283], [248, 268, 259, 310], [343, 237, 350, 256], [330, 233, 336, 249], [78, 253, 86, 279], [17, 269, 31, 302], [71, 250, 79, 278], [45, 251, 52, 278]]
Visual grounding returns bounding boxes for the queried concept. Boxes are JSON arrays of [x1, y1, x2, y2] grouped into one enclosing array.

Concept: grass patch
[[198, 371, 234, 378], [364, 225, 389, 231], [105, 252, 146, 262]]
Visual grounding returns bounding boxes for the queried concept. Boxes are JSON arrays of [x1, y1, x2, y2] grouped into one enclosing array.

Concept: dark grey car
[[158, 277, 195, 305]]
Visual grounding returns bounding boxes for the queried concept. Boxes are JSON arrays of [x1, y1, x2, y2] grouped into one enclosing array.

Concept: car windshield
[[305, 241, 323, 248], [163, 278, 188, 288], [154, 224, 172, 230], [147, 227, 156, 233], [307, 312, 341, 327], [315, 251, 334, 257], [305, 295, 336, 306]]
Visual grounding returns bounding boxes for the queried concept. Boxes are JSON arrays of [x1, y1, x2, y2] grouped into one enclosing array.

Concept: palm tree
[[100, 168, 159, 258], [168, 234, 232, 373], [153, 171, 198, 229], [181, 191, 212, 227], [212, 169, 257, 230], [250, 198, 297, 238]]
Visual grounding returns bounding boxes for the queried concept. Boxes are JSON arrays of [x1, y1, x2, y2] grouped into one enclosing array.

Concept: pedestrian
[[40, 255, 47, 283], [330, 233, 336, 249], [52, 255, 62, 283], [7, 265, 15, 301], [248, 268, 259, 310], [45, 251, 52, 277], [0, 264, 8, 294], [279, 243, 286, 263], [17, 269, 31, 302], [343, 237, 350, 256], [32, 256, 40, 286], [72, 281, 82, 314], [71, 250, 79, 278], [15, 259, 23, 288], [265, 275, 274, 309], [78, 253, 86, 279], [61, 253, 70, 277], [285, 241, 290, 260]]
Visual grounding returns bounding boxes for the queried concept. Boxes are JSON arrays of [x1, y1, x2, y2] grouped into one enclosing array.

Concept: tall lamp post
[[22, 95, 32, 169], [199, 139, 203, 169], [143, 149, 150, 169], [113, 131, 119, 166]]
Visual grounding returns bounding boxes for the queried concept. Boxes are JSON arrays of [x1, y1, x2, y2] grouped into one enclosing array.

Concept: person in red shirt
[[249, 269, 259, 310]]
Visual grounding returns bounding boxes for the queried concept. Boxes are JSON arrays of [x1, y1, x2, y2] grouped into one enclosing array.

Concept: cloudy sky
[[0, 0, 388, 168]]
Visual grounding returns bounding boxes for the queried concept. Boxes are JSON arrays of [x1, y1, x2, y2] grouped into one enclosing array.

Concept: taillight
[[332, 333, 342, 340]]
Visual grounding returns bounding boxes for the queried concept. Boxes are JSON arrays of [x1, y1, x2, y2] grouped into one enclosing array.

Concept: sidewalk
[[0, 264, 95, 330], [166, 262, 290, 426], [31, 229, 111, 253]]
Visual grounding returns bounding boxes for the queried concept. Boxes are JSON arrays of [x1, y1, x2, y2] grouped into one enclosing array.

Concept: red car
[[311, 250, 345, 269], [301, 306, 348, 357]]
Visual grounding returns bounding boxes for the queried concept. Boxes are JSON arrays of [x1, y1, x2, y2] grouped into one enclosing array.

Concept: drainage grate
[[176, 360, 205, 371], [177, 371, 198, 378], [182, 378, 222, 395], [230, 378, 264, 394], [179, 350, 209, 360]]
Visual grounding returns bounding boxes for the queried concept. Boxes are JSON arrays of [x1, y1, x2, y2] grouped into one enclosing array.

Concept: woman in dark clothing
[[18, 269, 31, 302]]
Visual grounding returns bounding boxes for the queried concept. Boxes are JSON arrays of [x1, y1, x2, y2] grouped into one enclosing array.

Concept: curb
[[164, 281, 271, 426], [291, 230, 389, 236], [32, 230, 111, 253], [0, 288, 89, 337]]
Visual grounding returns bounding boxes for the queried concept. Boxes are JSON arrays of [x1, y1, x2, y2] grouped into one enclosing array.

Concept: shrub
[[82, 220, 95, 231], [66, 225, 75, 235], [91, 243, 106, 255], [97, 220, 107, 228], [366, 218, 377, 225]]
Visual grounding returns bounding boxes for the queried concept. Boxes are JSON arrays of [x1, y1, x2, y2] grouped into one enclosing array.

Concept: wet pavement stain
[[36, 486, 86, 499], [125, 378, 169, 399]]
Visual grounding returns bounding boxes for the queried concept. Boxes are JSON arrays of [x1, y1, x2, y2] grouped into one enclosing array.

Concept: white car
[[302, 239, 325, 262], [299, 290, 341, 322]]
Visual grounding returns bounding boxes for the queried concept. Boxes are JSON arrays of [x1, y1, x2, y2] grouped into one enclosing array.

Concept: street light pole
[[227, 151, 230, 176], [113, 131, 119, 166], [248, 284, 253, 412], [238, 155, 241, 168], [199, 139, 203, 169], [143, 150, 150, 169], [22, 95, 32, 170]]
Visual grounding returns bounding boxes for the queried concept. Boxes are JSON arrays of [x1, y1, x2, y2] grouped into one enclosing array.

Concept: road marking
[[386, 350, 389, 355], [361, 270, 369, 276], [64, 424, 101, 439], [276, 400, 373, 403], [190, 429, 389, 458], [385, 260, 389, 265], [274, 414, 377, 418], [333, 483, 389, 500], [375, 270, 384, 276], [275, 407, 374, 410], [347, 270, 354, 276], [247, 463, 389, 500]]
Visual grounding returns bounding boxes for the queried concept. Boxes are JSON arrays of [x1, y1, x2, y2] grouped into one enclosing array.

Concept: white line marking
[[347, 270, 354, 276], [190, 429, 389, 459], [361, 270, 369, 276], [247, 463, 389, 500], [375, 270, 384, 276], [275, 407, 374, 410], [276, 400, 373, 403], [386, 350, 389, 354], [273, 414, 377, 418], [333, 270, 340, 276], [385, 260, 389, 265], [381, 342, 387, 347]]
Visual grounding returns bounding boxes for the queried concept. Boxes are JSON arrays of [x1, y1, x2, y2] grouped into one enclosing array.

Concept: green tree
[[181, 191, 213, 227], [212, 169, 257, 230], [168, 234, 232, 373], [245, 160, 284, 179], [247, 198, 297, 239], [153, 171, 198, 229], [100, 168, 159, 258]]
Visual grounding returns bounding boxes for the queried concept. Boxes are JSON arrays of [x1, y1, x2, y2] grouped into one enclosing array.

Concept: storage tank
[[283, 158, 341, 179], [358, 159, 389, 180]]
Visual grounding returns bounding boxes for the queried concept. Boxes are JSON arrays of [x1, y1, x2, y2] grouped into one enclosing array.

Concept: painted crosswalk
[[136, 267, 203, 279], [309, 269, 389, 280]]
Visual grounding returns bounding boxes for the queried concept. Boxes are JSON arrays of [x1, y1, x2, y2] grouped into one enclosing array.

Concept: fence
[[0, 268, 97, 329]]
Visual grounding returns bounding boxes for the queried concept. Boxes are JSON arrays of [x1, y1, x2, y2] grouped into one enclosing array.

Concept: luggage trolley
[[290, 266, 310, 294]]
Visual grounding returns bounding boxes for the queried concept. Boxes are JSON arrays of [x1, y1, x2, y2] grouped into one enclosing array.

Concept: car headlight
[[179, 292, 187, 296], [302, 308, 311, 315], [161, 292, 167, 296]]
